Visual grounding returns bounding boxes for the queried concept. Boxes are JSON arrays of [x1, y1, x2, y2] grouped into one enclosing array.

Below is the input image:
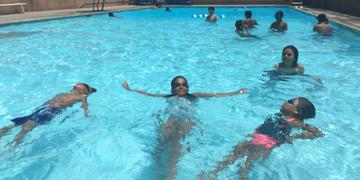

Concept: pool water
[[0, 6, 360, 180]]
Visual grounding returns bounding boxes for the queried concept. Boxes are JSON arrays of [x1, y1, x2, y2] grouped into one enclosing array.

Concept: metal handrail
[[80, 0, 130, 11]]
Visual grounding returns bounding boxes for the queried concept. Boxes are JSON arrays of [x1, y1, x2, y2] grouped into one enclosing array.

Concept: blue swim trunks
[[11, 106, 63, 125]]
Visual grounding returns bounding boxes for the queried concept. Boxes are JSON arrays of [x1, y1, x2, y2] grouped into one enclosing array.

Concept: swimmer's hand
[[286, 136, 295, 144], [122, 81, 132, 91], [238, 88, 247, 94]]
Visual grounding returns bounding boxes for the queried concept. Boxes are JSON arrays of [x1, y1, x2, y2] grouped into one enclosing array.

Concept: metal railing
[[80, 0, 131, 11]]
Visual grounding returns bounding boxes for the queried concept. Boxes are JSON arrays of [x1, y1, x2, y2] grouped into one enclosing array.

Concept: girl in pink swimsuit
[[209, 97, 324, 180]]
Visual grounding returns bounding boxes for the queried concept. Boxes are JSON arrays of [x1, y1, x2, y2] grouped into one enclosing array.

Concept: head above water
[[275, 10, 284, 20], [208, 7, 215, 14], [73, 83, 97, 95], [245, 10, 252, 18], [170, 76, 189, 95], [282, 45, 299, 67], [317, 13, 329, 24], [235, 20, 244, 30], [282, 97, 316, 120]]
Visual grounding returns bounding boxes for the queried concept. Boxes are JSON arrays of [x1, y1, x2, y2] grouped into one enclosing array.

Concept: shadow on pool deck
[[0, 5, 360, 32]]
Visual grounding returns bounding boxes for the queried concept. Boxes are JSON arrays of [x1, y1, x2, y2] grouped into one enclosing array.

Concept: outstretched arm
[[122, 81, 168, 97], [192, 88, 247, 98], [81, 95, 89, 117], [287, 123, 324, 143]]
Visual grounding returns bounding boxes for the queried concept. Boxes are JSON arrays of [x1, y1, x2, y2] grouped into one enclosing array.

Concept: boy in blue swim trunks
[[207, 97, 323, 180], [0, 83, 96, 146]]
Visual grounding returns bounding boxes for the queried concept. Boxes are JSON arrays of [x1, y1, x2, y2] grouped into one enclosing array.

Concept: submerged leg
[[167, 140, 182, 180], [211, 142, 251, 176], [239, 148, 265, 180], [156, 116, 194, 180], [13, 120, 36, 146], [0, 124, 16, 139]]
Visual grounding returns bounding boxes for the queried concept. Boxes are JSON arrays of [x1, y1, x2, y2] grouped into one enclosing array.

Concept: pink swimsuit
[[251, 133, 277, 149], [250, 115, 294, 149]]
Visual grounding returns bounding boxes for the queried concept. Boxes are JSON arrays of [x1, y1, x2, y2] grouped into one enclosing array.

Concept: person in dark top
[[122, 75, 247, 180], [269, 10, 288, 32], [209, 97, 324, 180]]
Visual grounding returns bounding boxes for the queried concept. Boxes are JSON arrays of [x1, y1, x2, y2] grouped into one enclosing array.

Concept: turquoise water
[[0, 6, 360, 179]]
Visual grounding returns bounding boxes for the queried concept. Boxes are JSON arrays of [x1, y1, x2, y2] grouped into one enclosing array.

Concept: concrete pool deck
[[0, 5, 150, 26], [0, 5, 360, 32], [292, 6, 360, 32]]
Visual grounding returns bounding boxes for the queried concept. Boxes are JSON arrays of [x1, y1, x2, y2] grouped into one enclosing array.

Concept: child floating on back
[[122, 76, 247, 180], [208, 97, 324, 179], [0, 83, 96, 146]]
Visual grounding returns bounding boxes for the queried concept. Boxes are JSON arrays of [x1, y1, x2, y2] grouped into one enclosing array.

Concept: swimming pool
[[0, 6, 360, 180]]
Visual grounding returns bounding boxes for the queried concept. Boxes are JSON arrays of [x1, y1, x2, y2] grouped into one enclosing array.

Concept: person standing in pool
[[122, 76, 247, 180], [208, 97, 323, 180], [242, 10, 258, 28], [269, 10, 288, 32], [313, 13, 333, 36], [274, 45, 304, 75], [235, 20, 257, 38], [0, 83, 96, 146], [206, 7, 218, 23]]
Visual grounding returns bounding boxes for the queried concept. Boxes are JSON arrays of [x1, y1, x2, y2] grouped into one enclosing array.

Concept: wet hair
[[294, 97, 316, 120], [74, 83, 97, 93], [171, 76, 188, 89], [245, 10, 252, 18], [282, 45, 299, 67], [235, 20, 243, 30], [317, 13, 328, 24], [275, 10, 284, 19], [208, 7, 215, 12], [108, 12, 115, 17]]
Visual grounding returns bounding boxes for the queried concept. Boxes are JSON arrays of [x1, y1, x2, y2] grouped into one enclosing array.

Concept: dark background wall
[[303, 0, 360, 17]]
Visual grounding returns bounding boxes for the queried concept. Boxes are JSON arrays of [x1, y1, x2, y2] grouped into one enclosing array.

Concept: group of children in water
[[204, 6, 333, 37], [0, 79, 323, 179], [0, 6, 327, 180]]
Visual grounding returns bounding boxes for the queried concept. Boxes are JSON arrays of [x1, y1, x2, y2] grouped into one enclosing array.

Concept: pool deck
[[292, 6, 360, 32], [0, 5, 360, 32], [0, 5, 150, 26]]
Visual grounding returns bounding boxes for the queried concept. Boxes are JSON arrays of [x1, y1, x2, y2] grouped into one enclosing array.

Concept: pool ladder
[[92, 0, 106, 11]]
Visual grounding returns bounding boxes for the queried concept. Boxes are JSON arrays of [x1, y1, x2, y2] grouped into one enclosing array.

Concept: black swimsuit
[[255, 113, 292, 146]]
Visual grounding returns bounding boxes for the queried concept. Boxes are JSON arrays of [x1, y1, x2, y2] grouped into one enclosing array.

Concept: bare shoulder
[[287, 119, 306, 128], [282, 21, 288, 28], [51, 92, 70, 99], [270, 21, 276, 28], [274, 63, 280, 69]]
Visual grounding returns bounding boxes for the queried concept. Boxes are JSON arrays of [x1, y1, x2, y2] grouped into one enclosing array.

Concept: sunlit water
[[0, 6, 360, 180]]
